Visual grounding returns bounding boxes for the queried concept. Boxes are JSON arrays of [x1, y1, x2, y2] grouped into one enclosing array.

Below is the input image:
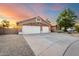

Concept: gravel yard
[[0, 34, 35, 56]]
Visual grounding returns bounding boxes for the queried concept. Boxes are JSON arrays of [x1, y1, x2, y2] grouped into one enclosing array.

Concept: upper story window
[[36, 17, 41, 22]]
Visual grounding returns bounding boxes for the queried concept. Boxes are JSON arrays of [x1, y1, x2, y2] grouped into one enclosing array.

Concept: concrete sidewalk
[[23, 33, 79, 56]]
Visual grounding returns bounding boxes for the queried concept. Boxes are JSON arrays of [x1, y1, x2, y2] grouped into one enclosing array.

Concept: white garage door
[[21, 26, 50, 34], [42, 26, 50, 33], [22, 26, 40, 34]]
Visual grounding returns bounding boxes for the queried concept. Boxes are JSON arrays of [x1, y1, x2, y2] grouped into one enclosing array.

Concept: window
[[36, 17, 41, 22]]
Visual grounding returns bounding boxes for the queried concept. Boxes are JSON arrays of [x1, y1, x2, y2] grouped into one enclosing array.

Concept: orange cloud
[[0, 4, 34, 22], [0, 4, 48, 22]]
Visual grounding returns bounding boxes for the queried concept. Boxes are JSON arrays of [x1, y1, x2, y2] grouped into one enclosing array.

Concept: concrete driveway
[[0, 35, 35, 56], [23, 33, 79, 56]]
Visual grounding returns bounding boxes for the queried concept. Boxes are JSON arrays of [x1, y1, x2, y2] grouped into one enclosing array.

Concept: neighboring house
[[17, 16, 57, 34]]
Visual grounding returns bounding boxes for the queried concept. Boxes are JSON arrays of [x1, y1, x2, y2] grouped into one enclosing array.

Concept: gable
[[17, 16, 51, 26]]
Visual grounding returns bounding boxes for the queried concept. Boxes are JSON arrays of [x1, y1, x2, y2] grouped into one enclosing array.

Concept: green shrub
[[75, 25, 79, 32]]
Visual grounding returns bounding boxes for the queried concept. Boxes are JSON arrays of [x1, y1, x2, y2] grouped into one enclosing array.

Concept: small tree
[[57, 8, 77, 31], [1, 20, 10, 28]]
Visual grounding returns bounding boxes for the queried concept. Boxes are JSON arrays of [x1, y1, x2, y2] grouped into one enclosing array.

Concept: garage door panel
[[42, 26, 50, 33], [22, 26, 40, 34]]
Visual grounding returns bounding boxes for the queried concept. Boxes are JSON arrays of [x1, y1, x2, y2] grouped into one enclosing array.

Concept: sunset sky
[[0, 3, 79, 22]]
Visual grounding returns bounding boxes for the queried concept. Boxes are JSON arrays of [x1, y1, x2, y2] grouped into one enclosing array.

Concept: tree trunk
[[64, 27, 67, 32], [58, 25, 62, 30]]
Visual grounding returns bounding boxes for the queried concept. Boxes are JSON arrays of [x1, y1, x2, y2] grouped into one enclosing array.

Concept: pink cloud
[[0, 4, 48, 21], [52, 4, 64, 11], [30, 4, 47, 18]]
